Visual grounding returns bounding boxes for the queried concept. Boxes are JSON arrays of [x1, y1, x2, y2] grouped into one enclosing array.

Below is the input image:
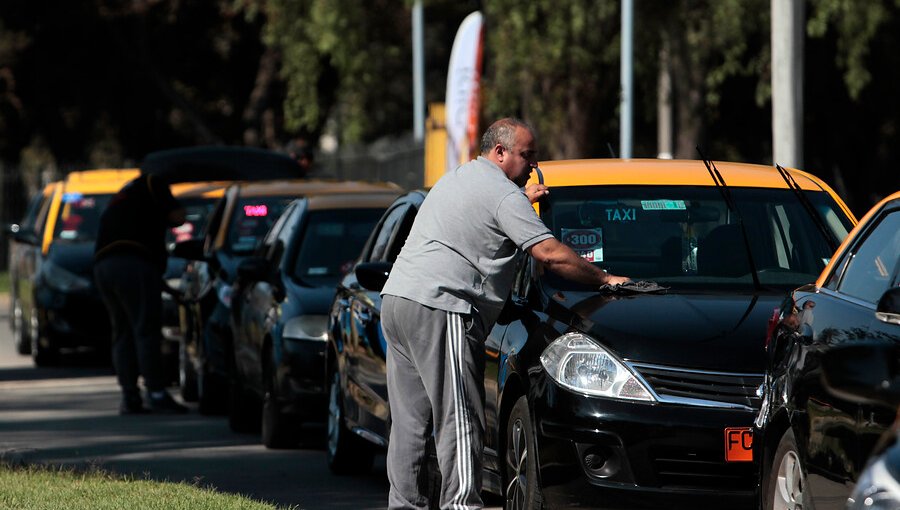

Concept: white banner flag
[[445, 11, 483, 174]]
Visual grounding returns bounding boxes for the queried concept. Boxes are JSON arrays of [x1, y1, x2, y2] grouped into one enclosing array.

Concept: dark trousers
[[94, 255, 165, 394]]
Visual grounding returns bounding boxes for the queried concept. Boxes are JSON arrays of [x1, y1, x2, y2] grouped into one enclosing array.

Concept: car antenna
[[774, 163, 839, 253], [696, 145, 762, 290], [607, 142, 617, 158]]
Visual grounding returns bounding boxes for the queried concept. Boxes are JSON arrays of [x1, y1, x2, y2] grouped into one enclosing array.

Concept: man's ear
[[495, 144, 505, 162]]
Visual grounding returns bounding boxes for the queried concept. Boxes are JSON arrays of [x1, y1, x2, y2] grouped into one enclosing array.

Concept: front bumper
[[277, 337, 328, 420], [37, 286, 110, 349], [532, 379, 759, 509]]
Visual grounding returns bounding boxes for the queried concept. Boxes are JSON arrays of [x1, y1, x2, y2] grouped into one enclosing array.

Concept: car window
[[291, 208, 384, 286], [17, 191, 47, 232], [166, 196, 220, 246], [51, 193, 113, 243], [384, 207, 418, 263], [225, 196, 293, 254], [542, 186, 853, 291], [836, 211, 900, 303], [267, 202, 300, 267], [368, 204, 408, 263]]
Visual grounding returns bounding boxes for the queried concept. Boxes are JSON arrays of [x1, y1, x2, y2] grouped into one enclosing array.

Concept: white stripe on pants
[[382, 295, 485, 510]]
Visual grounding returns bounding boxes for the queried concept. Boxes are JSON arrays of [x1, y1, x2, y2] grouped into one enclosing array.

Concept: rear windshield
[[52, 193, 113, 243], [542, 186, 853, 291], [226, 196, 294, 253], [291, 208, 383, 287], [166, 196, 219, 246]]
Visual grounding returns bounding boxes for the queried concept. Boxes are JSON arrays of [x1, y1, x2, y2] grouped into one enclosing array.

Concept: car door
[[234, 201, 299, 394], [345, 202, 416, 438], [803, 205, 900, 508]]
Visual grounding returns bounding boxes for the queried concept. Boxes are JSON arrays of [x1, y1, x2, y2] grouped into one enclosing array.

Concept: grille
[[632, 363, 763, 408]]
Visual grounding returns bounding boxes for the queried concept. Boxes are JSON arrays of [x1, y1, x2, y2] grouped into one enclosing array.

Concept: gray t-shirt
[[382, 156, 553, 327]]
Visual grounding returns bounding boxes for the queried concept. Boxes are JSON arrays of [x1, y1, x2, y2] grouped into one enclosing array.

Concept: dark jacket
[[94, 174, 181, 272]]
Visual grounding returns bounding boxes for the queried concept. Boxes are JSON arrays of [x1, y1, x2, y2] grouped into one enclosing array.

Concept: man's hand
[[604, 274, 631, 286], [524, 184, 549, 204]]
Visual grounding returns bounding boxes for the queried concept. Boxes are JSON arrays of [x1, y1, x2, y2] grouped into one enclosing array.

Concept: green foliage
[[263, 0, 414, 143], [0, 464, 287, 510], [807, 0, 898, 100]]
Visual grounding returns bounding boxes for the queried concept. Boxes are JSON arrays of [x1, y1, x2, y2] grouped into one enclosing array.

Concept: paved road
[[0, 298, 393, 509], [0, 297, 503, 510]]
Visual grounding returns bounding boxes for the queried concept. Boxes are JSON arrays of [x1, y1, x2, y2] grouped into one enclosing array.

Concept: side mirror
[[355, 261, 392, 292], [9, 226, 39, 245], [876, 287, 900, 325], [821, 342, 900, 408], [171, 239, 206, 261], [236, 256, 270, 282]]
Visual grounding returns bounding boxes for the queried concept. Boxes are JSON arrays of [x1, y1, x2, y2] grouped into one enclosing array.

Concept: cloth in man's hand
[[598, 280, 669, 294]]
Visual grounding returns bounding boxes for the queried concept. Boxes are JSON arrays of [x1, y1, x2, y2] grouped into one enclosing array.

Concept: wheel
[[765, 429, 810, 510], [179, 340, 198, 402], [261, 352, 299, 449], [326, 370, 374, 474], [505, 396, 544, 510], [11, 298, 31, 355], [227, 370, 260, 433], [30, 317, 58, 367]]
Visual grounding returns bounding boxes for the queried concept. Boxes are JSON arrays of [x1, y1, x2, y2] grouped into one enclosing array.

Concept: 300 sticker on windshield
[[562, 228, 604, 262]]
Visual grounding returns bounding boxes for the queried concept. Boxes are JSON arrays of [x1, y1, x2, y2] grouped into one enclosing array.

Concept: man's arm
[[527, 237, 630, 286]]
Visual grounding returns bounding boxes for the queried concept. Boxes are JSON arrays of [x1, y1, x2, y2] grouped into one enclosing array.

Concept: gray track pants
[[382, 295, 486, 510]]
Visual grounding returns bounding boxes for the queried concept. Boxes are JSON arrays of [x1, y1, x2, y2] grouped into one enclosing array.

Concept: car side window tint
[[369, 204, 408, 263], [510, 252, 532, 302], [837, 211, 900, 303], [260, 202, 296, 262], [384, 207, 418, 263]]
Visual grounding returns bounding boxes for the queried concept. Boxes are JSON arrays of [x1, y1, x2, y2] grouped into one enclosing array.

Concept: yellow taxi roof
[[233, 178, 402, 198], [306, 191, 402, 211], [533, 159, 827, 190], [61, 168, 139, 193], [530, 158, 855, 221], [171, 180, 230, 199]]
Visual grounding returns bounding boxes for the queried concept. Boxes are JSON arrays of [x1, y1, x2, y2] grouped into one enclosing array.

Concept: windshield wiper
[[696, 146, 762, 291], [774, 163, 839, 253]]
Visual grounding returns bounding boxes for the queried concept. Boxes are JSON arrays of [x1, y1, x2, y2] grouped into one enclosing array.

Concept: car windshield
[[166, 196, 219, 247], [541, 185, 854, 291], [52, 193, 113, 243], [226, 196, 293, 254], [291, 208, 383, 287]]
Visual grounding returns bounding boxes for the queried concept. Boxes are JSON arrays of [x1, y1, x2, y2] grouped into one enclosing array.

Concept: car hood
[[46, 242, 95, 276], [284, 280, 338, 316], [557, 290, 782, 373]]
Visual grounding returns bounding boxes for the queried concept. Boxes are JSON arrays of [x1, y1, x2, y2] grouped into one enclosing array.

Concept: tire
[[179, 340, 198, 402], [12, 298, 31, 355], [227, 370, 260, 433], [326, 371, 374, 474], [261, 352, 299, 449], [31, 321, 58, 367], [764, 429, 811, 510], [505, 396, 544, 510]]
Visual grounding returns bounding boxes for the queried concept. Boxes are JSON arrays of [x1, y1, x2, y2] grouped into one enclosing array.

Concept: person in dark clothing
[[94, 174, 188, 415]]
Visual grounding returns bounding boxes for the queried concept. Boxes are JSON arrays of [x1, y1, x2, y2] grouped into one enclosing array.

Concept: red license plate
[[724, 427, 753, 462]]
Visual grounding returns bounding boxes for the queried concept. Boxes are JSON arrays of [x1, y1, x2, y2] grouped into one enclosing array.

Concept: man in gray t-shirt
[[380, 118, 628, 510]]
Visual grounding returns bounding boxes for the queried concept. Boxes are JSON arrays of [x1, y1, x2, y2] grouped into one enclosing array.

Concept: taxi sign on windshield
[[724, 427, 753, 462]]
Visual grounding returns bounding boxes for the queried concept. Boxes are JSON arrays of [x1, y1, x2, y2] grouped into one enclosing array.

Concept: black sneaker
[[120, 395, 149, 415], [146, 392, 189, 414]]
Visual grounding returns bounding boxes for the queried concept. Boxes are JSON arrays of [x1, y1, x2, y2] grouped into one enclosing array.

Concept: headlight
[[215, 280, 232, 308], [849, 453, 900, 510], [540, 332, 655, 401], [42, 260, 92, 292], [283, 315, 328, 342]]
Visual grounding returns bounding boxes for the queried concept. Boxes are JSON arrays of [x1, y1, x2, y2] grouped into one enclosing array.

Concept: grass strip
[[0, 463, 290, 510]]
